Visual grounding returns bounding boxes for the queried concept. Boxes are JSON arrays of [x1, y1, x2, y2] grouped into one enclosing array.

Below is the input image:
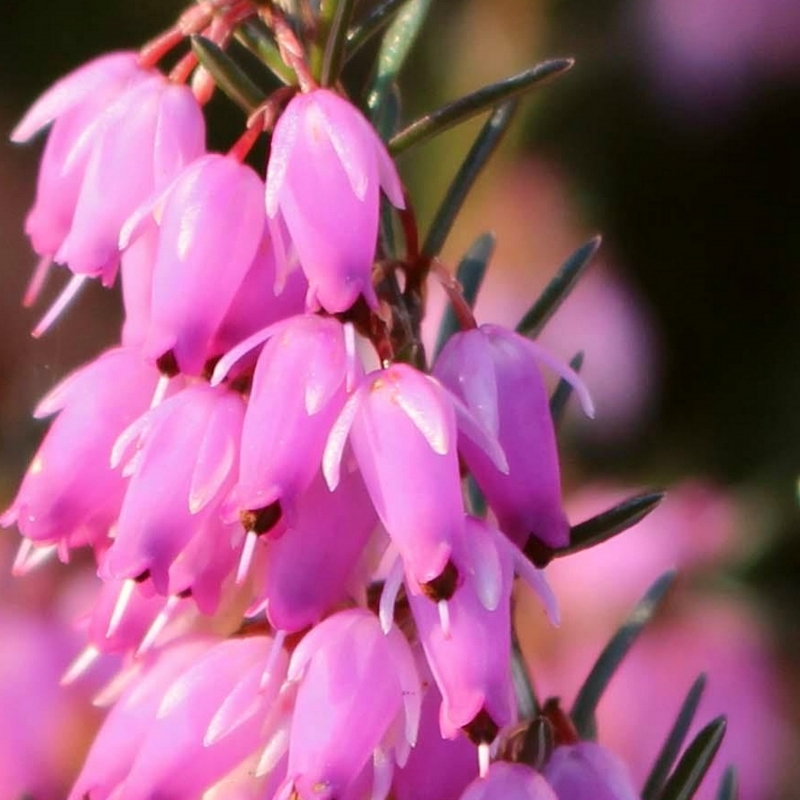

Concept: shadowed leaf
[[346, 0, 410, 59], [714, 767, 738, 800], [549, 351, 584, 429], [191, 35, 266, 113], [659, 717, 727, 800]]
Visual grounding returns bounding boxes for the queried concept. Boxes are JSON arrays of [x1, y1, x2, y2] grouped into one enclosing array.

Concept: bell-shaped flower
[[434, 324, 592, 551], [279, 609, 421, 800], [542, 743, 639, 800], [68, 636, 218, 800], [102, 384, 245, 594], [392, 680, 479, 800], [120, 635, 287, 800], [249, 466, 378, 633], [0, 347, 159, 553], [458, 763, 558, 800], [11, 52, 148, 267], [120, 154, 269, 375], [265, 88, 405, 313], [324, 364, 505, 586], [213, 314, 357, 525]]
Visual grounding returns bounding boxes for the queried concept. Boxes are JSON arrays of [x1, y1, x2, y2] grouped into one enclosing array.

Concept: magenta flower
[[280, 609, 421, 800], [542, 743, 639, 800], [213, 314, 357, 525], [102, 384, 245, 594], [265, 88, 405, 313], [11, 52, 148, 269], [120, 154, 268, 375], [459, 763, 558, 800], [435, 324, 592, 551], [0, 348, 159, 553]]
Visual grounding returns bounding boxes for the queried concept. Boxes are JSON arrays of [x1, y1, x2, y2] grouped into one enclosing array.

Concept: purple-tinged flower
[[11, 52, 148, 269], [120, 154, 268, 375], [542, 743, 639, 800], [265, 88, 405, 313], [0, 348, 159, 553], [392, 680, 479, 800], [213, 314, 357, 525], [407, 516, 556, 742], [279, 609, 421, 800], [102, 384, 245, 594], [434, 324, 592, 552], [459, 763, 558, 800], [248, 466, 378, 633]]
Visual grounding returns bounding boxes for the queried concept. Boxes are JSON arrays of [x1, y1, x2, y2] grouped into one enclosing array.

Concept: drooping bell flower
[[324, 363, 506, 587], [10, 52, 148, 271], [542, 743, 639, 800], [120, 154, 268, 376], [278, 609, 421, 800], [434, 324, 593, 553], [458, 763, 558, 800], [102, 384, 245, 594], [265, 88, 405, 313], [213, 314, 358, 528], [248, 466, 378, 634], [0, 347, 159, 554], [120, 635, 287, 800]]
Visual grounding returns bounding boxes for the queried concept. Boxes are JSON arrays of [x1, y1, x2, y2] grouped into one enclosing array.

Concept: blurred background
[[0, 0, 797, 797]]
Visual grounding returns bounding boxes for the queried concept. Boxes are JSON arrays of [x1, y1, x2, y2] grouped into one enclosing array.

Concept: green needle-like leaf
[[346, 0, 409, 60], [659, 717, 727, 800], [191, 36, 267, 113], [549, 351, 584, 429], [319, 0, 359, 86], [389, 59, 572, 154], [642, 675, 707, 800], [516, 236, 601, 338], [368, 0, 433, 124], [715, 767, 738, 800], [232, 18, 296, 86], [556, 491, 666, 559], [570, 571, 676, 739], [433, 233, 495, 360], [511, 630, 538, 719], [423, 101, 517, 259], [466, 474, 487, 518]]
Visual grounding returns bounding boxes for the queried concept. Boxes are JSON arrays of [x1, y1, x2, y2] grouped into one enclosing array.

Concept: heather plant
[[4, 1, 738, 799]]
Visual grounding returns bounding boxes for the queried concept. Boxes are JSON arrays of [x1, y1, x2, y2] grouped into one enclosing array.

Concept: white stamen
[[379, 556, 405, 633], [150, 374, 171, 409], [31, 274, 87, 338], [12, 539, 57, 576], [255, 723, 290, 777], [136, 595, 179, 656], [23, 255, 53, 307], [478, 742, 491, 778], [61, 644, 100, 685], [344, 322, 357, 391], [236, 530, 259, 585], [261, 629, 287, 689], [438, 599, 452, 639], [107, 578, 136, 638]]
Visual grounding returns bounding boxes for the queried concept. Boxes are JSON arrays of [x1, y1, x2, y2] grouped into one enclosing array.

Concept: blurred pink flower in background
[[517, 481, 789, 800]]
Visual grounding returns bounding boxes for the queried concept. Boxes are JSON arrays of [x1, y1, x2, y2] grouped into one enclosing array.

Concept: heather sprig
[[4, 2, 735, 799]]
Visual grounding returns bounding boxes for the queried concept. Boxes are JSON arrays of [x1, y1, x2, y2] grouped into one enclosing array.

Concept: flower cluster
[[3, 3, 729, 800]]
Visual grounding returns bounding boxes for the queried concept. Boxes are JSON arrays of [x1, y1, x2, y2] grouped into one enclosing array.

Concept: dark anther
[[177, 588, 193, 599], [156, 349, 180, 377], [518, 716, 555, 769], [239, 501, 282, 535], [541, 697, 580, 746], [524, 536, 555, 568], [463, 707, 500, 744], [202, 355, 222, 382], [133, 570, 151, 583], [421, 560, 459, 602]]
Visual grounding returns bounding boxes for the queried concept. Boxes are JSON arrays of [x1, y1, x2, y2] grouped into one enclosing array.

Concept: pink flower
[[102, 384, 245, 594], [280, 609, 421, 800], [0, 348, 159, 553], [11, 52, 148, 265], [435, 325, 592, 551], [265, 89, 405, 313], [120, 154, 269, 375], [458, 763, 557, 800], [542, 743, 639, 800]]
